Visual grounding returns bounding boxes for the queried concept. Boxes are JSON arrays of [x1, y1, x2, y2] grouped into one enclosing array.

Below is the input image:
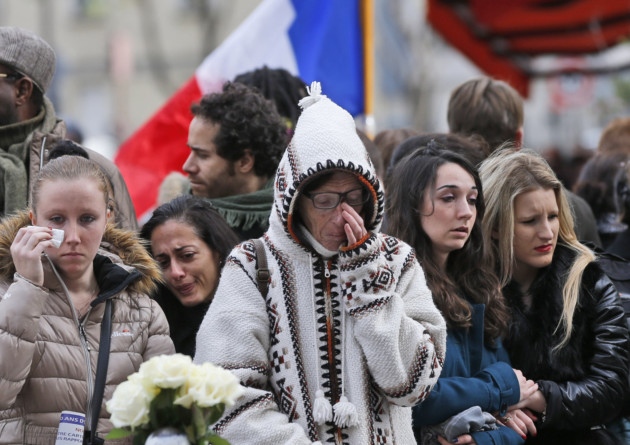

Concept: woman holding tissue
[[0, 156, 174, 445]]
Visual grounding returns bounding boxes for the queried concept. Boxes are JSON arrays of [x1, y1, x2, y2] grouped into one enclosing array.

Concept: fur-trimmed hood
[[0, 210, 161, 296]]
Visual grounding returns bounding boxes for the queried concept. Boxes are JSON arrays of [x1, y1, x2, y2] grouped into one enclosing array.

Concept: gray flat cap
[[0, 26, 56, 93]]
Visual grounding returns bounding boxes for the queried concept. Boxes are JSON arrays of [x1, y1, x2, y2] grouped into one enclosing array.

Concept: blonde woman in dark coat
[[480, 148, 630, 445]]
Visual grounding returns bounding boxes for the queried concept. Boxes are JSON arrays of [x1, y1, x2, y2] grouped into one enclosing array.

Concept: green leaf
[[205, 404, 225, 425], [191, 404, 207, 438], [150, 388, 178, 428], [183, 424, 196, 443], [105, 428, 133, 439], [200, 431, 231, 445], [206, 435, 231, 445]]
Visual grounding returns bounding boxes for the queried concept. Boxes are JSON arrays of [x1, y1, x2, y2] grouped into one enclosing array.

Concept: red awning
[[427, 0, 630, 96]]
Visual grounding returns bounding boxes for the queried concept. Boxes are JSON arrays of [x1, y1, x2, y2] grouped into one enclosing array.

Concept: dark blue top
[[413, 303, 524, 445]]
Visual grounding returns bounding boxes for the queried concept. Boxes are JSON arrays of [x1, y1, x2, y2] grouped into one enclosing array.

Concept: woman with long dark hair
[[385, 141, 537, 444]]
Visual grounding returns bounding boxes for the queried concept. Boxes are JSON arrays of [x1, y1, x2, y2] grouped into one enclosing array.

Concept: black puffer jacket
[[503, 244, 630, 445]]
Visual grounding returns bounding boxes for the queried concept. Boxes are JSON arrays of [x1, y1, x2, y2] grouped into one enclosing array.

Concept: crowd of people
[[1, 25, 630, 445]]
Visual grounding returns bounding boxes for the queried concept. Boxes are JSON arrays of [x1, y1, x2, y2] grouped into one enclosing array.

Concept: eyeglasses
[[304, 188, 369, 209]]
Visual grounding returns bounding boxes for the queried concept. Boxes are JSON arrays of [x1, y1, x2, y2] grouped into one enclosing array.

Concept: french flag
[[115, 0, 368, 220]]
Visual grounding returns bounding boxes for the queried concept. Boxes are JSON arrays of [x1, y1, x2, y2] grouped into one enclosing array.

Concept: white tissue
[[51, 229, 64, 248]]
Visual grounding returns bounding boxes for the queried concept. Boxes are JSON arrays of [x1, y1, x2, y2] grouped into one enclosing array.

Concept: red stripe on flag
[[115, 76, 202, 218]]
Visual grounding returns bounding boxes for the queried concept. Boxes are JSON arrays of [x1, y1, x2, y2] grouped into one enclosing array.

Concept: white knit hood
[[269, 82, 385, 249]]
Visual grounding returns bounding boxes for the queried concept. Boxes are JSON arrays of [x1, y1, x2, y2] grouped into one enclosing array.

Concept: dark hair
[[373, 128, 420, 176], [141, 195, 240, 264], [386, 133, 488, 189], [233, 66, 307, 132], [448, 77, 523, 153], [190, 82, 287, 178], [49, 139, 90, 160], [384, 142, 508, 343]]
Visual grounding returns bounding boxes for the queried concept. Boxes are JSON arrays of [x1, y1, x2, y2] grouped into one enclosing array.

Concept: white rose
[[128, 372, 160, 401], [106, 379, 151, 428], [175, 363, 244, 409], [139, 353, 192, 389]]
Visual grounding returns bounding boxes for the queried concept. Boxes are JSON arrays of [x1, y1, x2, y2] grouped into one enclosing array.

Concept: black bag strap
[[85, 299, 112, 445], [252, 239, 269, 298]]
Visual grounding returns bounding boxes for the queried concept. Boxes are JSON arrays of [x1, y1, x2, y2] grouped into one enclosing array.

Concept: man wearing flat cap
[[0, 26, 138, 229]]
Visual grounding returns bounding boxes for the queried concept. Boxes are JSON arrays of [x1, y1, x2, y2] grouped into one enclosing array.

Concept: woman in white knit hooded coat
[[194, 82, 446, 444]]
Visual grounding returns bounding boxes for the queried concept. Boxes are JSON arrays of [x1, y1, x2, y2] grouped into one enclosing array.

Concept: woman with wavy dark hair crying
[[141, 195, 240, 357]]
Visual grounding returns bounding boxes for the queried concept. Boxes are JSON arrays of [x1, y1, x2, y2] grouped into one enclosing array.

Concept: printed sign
[[55, 411, 85, 445]]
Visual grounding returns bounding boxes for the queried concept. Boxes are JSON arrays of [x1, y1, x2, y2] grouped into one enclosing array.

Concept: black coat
[[153, 284, 210, 358], [503, 244, 630, 445], [607, 229, 630, 261]]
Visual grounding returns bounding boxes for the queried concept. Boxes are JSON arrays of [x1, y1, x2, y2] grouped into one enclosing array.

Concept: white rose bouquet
[[106, 354, 244, 445]]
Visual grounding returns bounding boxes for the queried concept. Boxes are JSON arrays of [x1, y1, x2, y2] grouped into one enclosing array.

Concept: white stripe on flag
[[195, 0, 298, 94]]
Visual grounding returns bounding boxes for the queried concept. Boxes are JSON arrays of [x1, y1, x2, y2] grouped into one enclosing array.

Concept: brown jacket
[[0, 211, 174, 444]]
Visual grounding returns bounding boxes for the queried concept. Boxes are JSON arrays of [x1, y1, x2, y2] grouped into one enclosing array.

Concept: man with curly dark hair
[[181, 81, 288, 239]]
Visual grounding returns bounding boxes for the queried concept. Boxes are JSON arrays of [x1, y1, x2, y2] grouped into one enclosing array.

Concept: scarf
[[0, 106, 47, 215], [209, 178, 275, 233]]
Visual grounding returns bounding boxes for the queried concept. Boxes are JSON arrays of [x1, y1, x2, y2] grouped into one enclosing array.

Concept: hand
[[341, 202, 367, 246], [11, 226, 54, 286], [498, 408, 537, 439], [521, 389, 547, 414], [437, 434, 476, 444], [510, 368, 538, 408]]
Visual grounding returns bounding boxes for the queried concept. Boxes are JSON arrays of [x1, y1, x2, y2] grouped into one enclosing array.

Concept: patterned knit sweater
[[194, 86, 446, 444]]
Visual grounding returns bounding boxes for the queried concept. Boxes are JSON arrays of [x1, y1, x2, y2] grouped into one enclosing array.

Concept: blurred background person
[[373, 127, 420, 177], [598, 117, 630, 156], [0, 26, 138, 230], [448, 77, 524, 154], [141, 194, 239, 357], [448, 76, 601, 247], [573, 153, 630, 249], [596, 117, 630, 259], [357, 128, 385, 180]]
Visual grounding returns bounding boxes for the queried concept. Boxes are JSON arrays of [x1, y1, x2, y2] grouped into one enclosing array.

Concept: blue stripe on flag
[[289, 0, 364, 116]]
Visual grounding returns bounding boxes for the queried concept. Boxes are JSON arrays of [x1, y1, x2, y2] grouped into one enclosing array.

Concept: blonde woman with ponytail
[[480, 148, 630, 445]]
